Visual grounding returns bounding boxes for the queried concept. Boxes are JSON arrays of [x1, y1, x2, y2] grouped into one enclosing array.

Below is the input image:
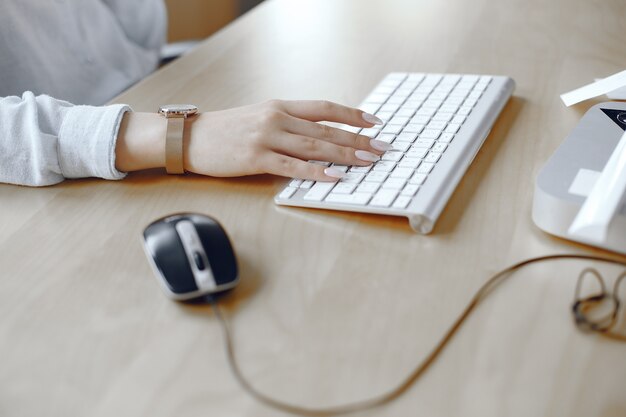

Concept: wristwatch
[[158, 104, 199, 174]]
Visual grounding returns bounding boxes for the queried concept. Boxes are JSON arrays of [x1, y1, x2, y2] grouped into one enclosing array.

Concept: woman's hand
[[116, 100, 391, 181]]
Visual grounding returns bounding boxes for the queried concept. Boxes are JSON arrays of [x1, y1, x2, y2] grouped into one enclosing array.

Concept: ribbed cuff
[[58, 104, 131, 180]]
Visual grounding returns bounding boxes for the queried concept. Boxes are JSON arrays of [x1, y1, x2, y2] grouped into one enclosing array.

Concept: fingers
[[280, 100, 383, 127], [271, 133, 380, 167], [262, 153, 344, 182], [285, 115, 390, 154]]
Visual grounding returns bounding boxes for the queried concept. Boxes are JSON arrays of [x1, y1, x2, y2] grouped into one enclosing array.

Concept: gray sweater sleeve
[[0, 92, 129, 186]]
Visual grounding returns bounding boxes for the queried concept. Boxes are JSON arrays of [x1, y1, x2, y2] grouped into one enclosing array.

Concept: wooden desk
[[2, 0, 626, 416]]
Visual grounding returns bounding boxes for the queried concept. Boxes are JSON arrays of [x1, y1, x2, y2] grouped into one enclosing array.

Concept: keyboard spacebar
[[303, 182, 335, 201]]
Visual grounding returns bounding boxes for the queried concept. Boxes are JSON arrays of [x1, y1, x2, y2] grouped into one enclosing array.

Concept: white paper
[[568, 129, 626, 242], [560, 70, 626, 106], [594, 79, 626, 100]]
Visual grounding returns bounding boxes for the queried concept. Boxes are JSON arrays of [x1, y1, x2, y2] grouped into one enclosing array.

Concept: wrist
[[115, 112, 166, 172]]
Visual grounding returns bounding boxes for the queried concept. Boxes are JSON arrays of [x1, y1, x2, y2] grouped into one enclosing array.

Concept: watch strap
[[165, 115, 185, 174]]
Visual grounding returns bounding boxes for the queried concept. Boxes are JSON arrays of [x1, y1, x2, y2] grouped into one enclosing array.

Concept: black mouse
[[142, 213, 239, 300]]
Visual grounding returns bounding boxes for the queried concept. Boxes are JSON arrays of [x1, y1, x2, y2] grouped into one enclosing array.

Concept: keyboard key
[[424, 152, 442, 163], [451, 115, 466, 125], [365, 171, 389, 182], [457, 107, 473, 116], [409, 173, 427, 184], [382, 178, 406, 189], [403, 123, 425, 133], [279, 186, 297, 199], [377, 133, 396, 143], [391, 141, 411, 152], [389, 115, 410, 125], [390, 167, 414, 179], [405, 147, 428, 159], [432, 143, 448, 152], [359, 103, 381, 114], [382, 124, 404, 135], [463, 97, 478, 108], [330, 164, 349, 172], [398, 157, 421, 169], [422, 74, 443, 85], [396, 108, 415, 117], [417, 162, 435, 174], [445, 123, 461, 133], [349, 165, 372, 173], [422, 98, 443, 109], [392, 195, 412, 209], [357, 182, 380, 193], [382, 151, 404, 161], [340, 173, 365, 183], [372, 161, 396, 172], [407, 73, 425, 83], [369, 189, 399, 207], [411, 115, 431, 125], [429, 92, 449, 101], [303, 181, 335, 201], [439, 104, 460, 113], [289, 179, 303, 188], [326, 192, 372, 205], [415, 107, 437, 117], [413, 138, 435, 148], [420, 129, 442, 140], [438, 133, 455, 143], [300, 180, 315, 189], [394, 89, 413, 98], [387, 97, 405, 105], [381, 102, 401, 113], [427, 120, 447, 130], [332, 182, 358, 194], [401, 184, 420, 196], [433, 112, 453, 122], [450, 88, 470, 98], [375, 111, 394, 122], [396, 132, 418, 142]]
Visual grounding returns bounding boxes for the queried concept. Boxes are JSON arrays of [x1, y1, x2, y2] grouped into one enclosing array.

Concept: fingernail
[[355, 150, 380, 162], [362, 112, 383, 125], [324, 167, 346, 179], [370, 139, 392, 151]]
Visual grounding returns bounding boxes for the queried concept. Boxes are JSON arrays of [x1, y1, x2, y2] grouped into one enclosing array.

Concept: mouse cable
[[207, 253, 626, 416]]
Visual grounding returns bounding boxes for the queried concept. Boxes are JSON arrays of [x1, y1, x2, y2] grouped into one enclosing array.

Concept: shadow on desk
[[436, 96, 525, 235]]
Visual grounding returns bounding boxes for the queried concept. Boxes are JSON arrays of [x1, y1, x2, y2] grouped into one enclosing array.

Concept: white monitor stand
[[533, 102, 626, 255]]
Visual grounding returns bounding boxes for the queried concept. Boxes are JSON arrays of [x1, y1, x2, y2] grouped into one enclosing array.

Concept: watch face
[[159, 104, 198, 116]]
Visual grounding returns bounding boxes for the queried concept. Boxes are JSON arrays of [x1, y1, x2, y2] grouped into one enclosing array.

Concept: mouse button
[[195, 223, 238, 285], [193, 251, 206, 271], [145, 229, 198, 294]]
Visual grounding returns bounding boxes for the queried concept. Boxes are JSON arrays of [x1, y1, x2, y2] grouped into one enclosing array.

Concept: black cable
[[208, 254, 626, 416]]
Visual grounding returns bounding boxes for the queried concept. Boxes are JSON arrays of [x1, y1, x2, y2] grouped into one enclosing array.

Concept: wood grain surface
[[2, 0, 626, 416]]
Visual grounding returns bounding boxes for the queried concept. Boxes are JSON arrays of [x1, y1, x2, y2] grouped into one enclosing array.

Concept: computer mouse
[[142, 213, 239, 300]]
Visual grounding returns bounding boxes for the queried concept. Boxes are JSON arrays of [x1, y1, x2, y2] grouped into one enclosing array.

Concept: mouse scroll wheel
[[192, 251, 206, 271]]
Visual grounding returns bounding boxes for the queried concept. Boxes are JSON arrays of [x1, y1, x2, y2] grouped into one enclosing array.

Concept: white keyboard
[[275, 72, 515, 233]]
